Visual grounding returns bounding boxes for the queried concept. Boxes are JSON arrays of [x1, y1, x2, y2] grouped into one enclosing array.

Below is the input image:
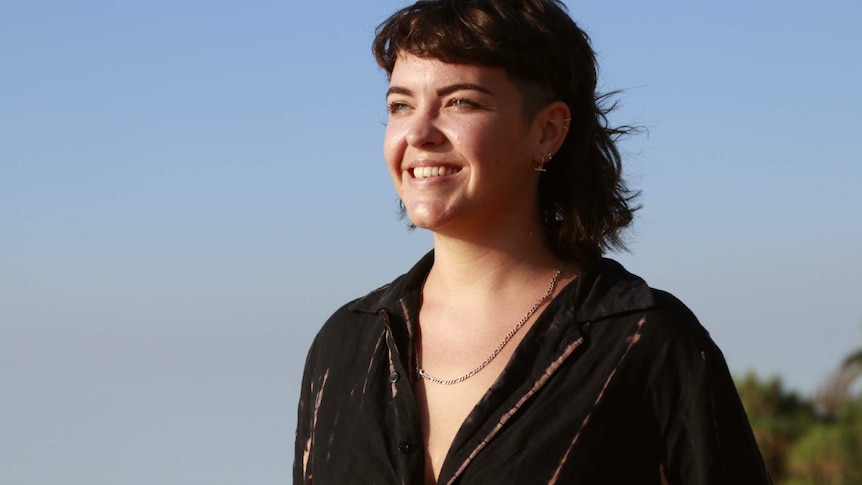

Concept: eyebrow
[[386, 83, 494, 98]]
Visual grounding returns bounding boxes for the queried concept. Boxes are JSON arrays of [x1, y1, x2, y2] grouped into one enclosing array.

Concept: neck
[[427, 226, 562, 295], [420, 196, 579, 296]]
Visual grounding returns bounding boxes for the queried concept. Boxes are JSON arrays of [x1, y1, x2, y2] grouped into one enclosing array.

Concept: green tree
[[737, 373, 815, 483], [783, 346, 862, 485], [785, 423, 845, 485], [783, 399, 862, 485]]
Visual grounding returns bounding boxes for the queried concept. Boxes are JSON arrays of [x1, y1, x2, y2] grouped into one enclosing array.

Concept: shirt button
[[388, 372, 400, 383], [399, 442, 415, 454]]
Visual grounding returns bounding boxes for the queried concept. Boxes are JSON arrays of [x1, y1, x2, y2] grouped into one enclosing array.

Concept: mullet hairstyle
[[373, 0, 640, 261]]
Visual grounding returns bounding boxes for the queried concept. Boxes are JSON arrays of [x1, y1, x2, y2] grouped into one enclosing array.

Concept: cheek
[[383, 125, 404, 182]]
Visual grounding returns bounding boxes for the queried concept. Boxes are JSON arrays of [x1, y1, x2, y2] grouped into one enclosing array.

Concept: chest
[[306, 311, 661, 484], [413, 357, 511, 483], [413, 306, 538, 480]]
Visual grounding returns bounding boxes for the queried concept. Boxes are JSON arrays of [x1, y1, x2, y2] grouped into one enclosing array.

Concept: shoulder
[[577, 259, 712, 348], [654, 293, 735, 377], [605, 287, 724, 377], [313, 287, 391, 349], [572, 259, 725, 381], [583, 285, 717, 363], [578, 261, 724, 378], [627, 288, 737, 395], [636, 294, 769, 482], [301, 294, 390, 383], [319, 273, 405, 330], [642, 288, 712, 345], [308, 264, 419, 358], [316, 251, 433, 334]]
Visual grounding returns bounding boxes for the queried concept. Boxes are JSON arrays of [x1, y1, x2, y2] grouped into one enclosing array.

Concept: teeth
[[414, 166, 457, 179]]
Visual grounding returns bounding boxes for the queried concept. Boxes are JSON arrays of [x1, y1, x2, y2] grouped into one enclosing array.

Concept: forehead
[[388, 53, 518, 95]]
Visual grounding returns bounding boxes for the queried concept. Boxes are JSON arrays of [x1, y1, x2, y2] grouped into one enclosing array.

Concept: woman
[[295, 1, 770, 484]]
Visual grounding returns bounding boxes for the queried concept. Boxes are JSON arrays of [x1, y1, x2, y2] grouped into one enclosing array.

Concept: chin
[[405, 205, 454, 232], [405, 215, 436, 231]]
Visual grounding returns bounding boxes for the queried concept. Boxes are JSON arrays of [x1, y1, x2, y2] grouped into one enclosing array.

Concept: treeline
[[738, 348, 862, 484]]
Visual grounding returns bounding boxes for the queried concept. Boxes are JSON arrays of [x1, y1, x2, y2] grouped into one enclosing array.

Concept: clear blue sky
[[2, 1, 860, 483]]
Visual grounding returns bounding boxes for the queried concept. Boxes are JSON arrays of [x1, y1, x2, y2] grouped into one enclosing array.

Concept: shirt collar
[[571, 256, 655, 322], [347, 251, 434, 314], [347, 251, 654, 322]]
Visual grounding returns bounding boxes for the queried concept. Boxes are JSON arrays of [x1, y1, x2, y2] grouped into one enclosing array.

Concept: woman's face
[[383, 54, 546, 236]]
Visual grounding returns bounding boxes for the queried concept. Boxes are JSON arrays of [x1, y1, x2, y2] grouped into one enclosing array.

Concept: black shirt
[[294, 253, 771, 484]]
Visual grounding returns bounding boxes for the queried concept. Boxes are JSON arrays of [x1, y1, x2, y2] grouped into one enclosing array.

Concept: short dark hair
[[373, 0, 639, 261]]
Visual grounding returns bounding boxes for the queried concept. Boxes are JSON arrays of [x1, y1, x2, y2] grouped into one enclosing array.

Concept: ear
[[533, 101, 571, 163]]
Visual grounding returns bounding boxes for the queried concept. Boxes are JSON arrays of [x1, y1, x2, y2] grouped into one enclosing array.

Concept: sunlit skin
[[384, 54, 547, 240], [383, 53, 575, 484]]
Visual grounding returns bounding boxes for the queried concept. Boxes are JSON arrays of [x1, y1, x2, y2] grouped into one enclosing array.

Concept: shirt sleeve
[[293, 334, 320, 485], [646, 291, 772, 485]]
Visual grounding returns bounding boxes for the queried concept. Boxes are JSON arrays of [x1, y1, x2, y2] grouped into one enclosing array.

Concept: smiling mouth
[[412, 166, 460, 179]]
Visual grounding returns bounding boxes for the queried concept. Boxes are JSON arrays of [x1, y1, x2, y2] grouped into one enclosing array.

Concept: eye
[[387, 101, 410, 115], [449, 98, 479, 109]]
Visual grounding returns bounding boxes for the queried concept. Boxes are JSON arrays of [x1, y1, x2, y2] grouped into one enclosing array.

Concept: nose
[[405, 109, 445, 148]]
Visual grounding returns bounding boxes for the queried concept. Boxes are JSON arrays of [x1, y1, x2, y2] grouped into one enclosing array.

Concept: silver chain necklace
[[415, 263, 564, 385]]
